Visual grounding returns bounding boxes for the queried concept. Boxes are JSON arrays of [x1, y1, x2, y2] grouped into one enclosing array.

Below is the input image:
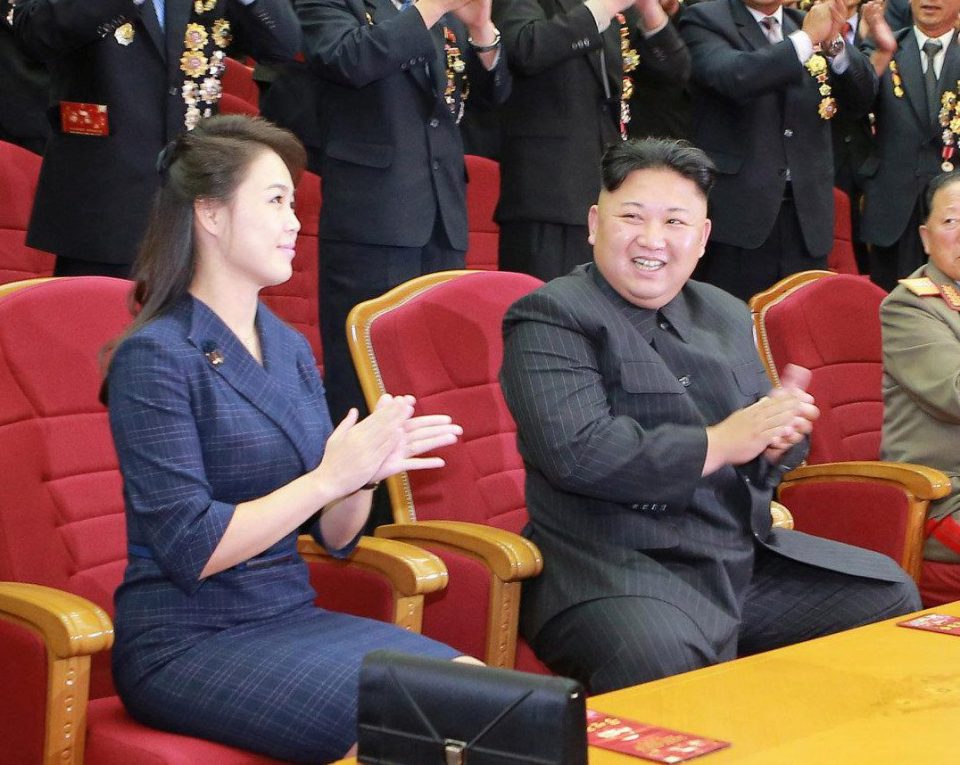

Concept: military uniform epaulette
[[898, 277, 960, 310], [898, 277, 940, 296]]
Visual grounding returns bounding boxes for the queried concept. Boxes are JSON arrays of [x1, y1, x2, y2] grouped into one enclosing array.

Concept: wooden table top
[[334, 602, 960, 764]]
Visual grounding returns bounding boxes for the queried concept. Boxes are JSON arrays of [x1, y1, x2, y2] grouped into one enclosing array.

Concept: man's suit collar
[[586, 262, 692, 343], [184, 295, 315, 471], [732, 0, 775, 51]]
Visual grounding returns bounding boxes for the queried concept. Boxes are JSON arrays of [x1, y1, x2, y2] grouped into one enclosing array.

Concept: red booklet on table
[[587, 709, 730, 762], [897, 613, 960, 635]]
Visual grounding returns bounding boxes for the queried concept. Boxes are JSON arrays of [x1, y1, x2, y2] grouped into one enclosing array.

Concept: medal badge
[[114, 22, 135, 46], [805, 53, 836, 120], [617, 13, 639, 139], [939, 89, 960, 172], [178, 14, 231, 130], [443, 26, 469, 124]]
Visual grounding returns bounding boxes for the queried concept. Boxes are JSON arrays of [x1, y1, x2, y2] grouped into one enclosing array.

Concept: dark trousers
[[696, 196, 826, 303], [530, 545, 920, 695], [868, 198, 926, 293], [319, 221, 464, 427], [498, 221, 592, 283], [53, 256, 132, 278]]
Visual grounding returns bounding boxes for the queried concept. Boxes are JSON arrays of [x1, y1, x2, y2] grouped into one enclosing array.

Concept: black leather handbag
[[357, 650, 587, 765]]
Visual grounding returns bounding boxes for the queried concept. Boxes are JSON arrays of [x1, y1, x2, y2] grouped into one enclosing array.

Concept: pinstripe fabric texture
[[500, 265, 919, 692], [107, 295, 456, 763]]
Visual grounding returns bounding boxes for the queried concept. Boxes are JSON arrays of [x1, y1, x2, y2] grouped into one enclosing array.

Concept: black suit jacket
[[0, 0, 50, 154], [831, 16, 872, 196], [860, 28, 959, 247], [500, 264, 902, 643], [492, 0, 690, 226], [14, 0, 300, 265], [679, 0, 877, 256], [297, 0, 511, 250]]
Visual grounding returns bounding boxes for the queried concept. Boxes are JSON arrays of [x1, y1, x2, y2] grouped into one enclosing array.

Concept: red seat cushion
[[465, 155, 500, 271]]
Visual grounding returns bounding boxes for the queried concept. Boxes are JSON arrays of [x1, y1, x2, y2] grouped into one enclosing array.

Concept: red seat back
[[222, 57, 260, 109], [465, 155, 500, 271], [260, 170, 323, 371], [355, 271, 542, 533], [0, 141, 55, 284], [0, 277, 132, 698], [755, 272, 886, 463], [828, 187, 859, 275]]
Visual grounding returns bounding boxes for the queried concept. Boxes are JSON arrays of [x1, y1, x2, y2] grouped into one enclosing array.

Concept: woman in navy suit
[[105, 115, 466, 763]]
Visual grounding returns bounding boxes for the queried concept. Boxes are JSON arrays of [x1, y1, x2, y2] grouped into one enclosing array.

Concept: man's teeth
[[633, 257, 665, 270]]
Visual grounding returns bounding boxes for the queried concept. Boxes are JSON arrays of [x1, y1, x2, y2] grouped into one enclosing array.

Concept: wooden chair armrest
[[0, 582, 113, 765], [374, 520, 543, 582], [297, 535, 449, 598], [770, 501, 794, 530], [297, 535, 449, 633], [0, 582, 113, 658], [782, 461, 950, 500]]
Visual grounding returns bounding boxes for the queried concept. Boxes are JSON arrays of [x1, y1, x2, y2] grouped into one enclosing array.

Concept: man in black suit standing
[[679, 0, 877, 302], [297, 0, 510, 424], [13, 0, 300, 277], [499, 138, 919, 694], [859, 0, 960, 291], [492, 0, 690, 283]]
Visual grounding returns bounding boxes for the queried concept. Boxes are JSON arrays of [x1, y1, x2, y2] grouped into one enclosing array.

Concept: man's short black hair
[[924, 171, 960, 222], [600, 138, 716, 199]]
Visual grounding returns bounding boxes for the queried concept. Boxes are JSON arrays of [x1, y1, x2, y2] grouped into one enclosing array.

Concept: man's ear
[[698, 218, 712, 259], [194, 198, 223, 237], [587, 205, 599, 245], [919, 224, 931, 256]]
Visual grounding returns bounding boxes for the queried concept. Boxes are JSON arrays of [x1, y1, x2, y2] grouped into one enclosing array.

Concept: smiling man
[[881, 172, 960, 594], [500, 139, 920, 694]]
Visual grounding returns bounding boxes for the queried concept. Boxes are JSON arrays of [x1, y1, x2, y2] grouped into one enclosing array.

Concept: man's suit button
[[658, 320, 669, 330], [678, 375, 691, 387], [783, 128, 794, 138], [401, 63, 409, 70], [744, 476, 752, 485], [169, 86, 178, 96], [429, 118, 439, 128], [432, 160, 440, 171]]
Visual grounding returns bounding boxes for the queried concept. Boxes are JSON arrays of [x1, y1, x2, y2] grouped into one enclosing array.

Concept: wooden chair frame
[[347, 270, 543, 668], [749, 271, 950, 581]]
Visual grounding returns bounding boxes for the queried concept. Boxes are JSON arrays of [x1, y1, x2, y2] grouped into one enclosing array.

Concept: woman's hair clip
[[156, 140, 180, 181]]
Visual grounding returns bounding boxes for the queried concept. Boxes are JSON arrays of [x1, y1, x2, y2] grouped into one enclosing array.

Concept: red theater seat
[[222, 57, 260, 110], [828, 187, 859, 275], [750, 271, 951, 600], [464, 155, 500, 271], [347, 270, 551, 672], [0, 141, 54, 285], [0, 277, 447, 764]]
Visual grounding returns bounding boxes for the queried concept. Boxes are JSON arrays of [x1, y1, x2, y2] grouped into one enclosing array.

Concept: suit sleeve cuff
[[788, 29, 813, 64], [584, 0, 612, 33]]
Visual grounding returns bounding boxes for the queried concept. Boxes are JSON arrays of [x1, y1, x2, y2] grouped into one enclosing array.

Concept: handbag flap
[[358, 650, 587, 765]]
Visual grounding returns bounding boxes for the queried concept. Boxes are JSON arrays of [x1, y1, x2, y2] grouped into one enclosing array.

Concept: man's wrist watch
[[823, 35, 844, 57], [468, 29, 501, 53]]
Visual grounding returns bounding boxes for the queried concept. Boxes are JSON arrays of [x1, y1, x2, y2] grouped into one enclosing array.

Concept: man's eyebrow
[[618, 201, 691, 212]]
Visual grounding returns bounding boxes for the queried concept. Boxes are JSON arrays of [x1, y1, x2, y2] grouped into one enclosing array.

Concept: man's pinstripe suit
[[500, 264, 919, 693]]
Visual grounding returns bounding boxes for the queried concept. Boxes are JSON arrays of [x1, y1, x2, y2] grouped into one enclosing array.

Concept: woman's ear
[[194, 198, 223, 237]]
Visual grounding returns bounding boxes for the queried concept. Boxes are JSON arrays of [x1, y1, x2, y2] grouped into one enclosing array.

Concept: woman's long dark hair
[[101, 115, 306, 400]]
